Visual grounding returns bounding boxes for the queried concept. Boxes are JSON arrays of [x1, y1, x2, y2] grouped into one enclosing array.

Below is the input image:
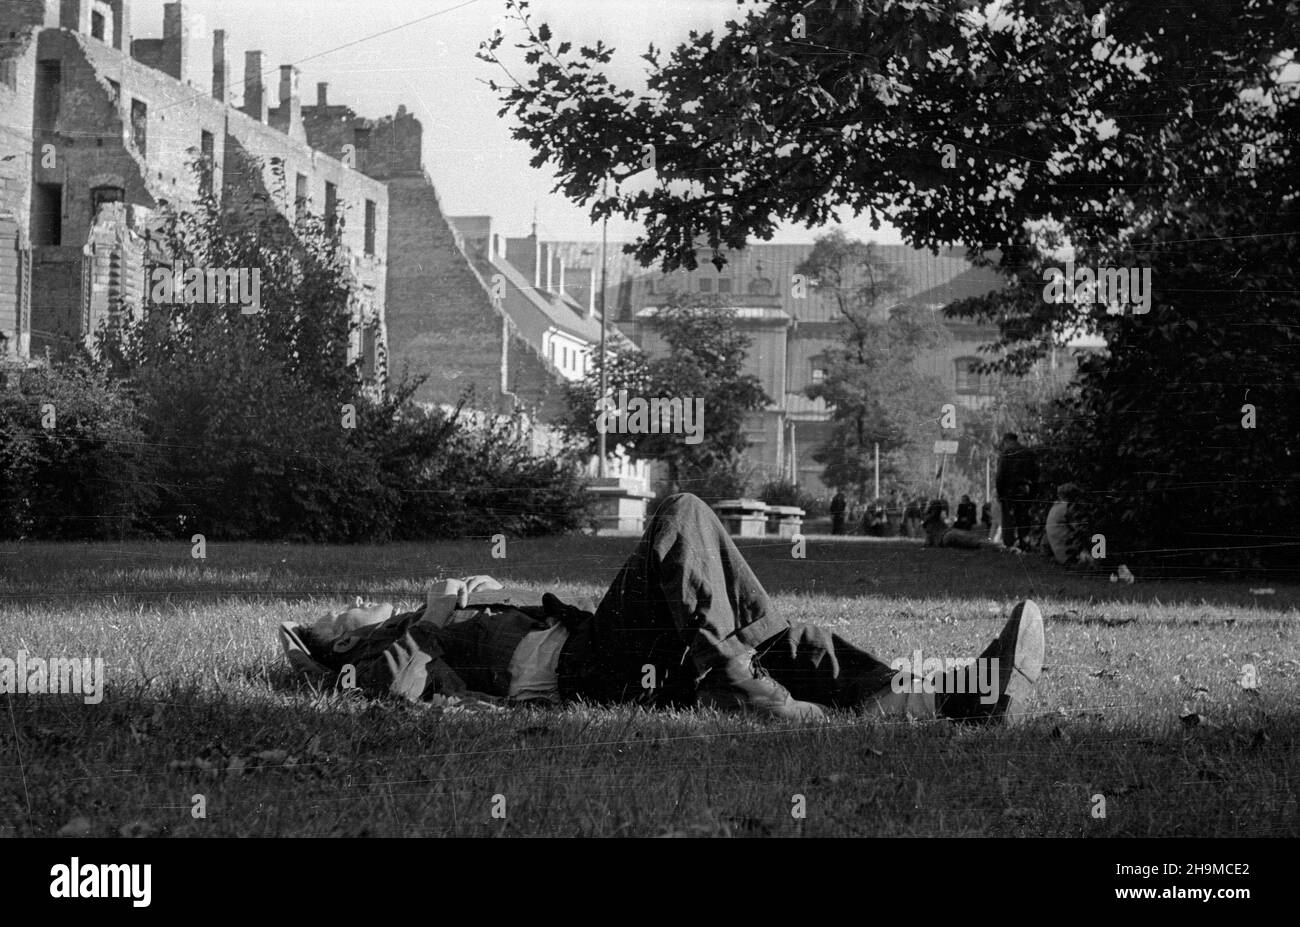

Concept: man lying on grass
[[281, 493, 1044, 724]]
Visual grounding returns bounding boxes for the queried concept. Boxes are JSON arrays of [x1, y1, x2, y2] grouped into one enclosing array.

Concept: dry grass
[[1, 535, 1296, 836]]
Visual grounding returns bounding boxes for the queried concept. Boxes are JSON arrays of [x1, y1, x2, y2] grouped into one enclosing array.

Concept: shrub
[[758, 479, 827, 517], [671, 453, 755, 506], [390, 403, 593, 539], [0, 358, 156, 540]]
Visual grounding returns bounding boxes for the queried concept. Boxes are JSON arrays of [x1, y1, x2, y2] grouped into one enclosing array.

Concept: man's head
[[1002, 432, 1020, 450], [300, 598, 394, 651], [961, 494, 972, 504]]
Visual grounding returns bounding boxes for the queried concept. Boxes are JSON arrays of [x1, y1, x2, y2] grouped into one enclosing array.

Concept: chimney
[[544, 243, 553, 293], [566, 266, 594, 318], [352, 125, 371, 172], [505, 237, 537, 285], [243, 51, 267, 122], [161, 2, 190, 84], [316, 82, 329, 108], [273, 65, 303, 139], [113, 0, 130, 51], [212, 29, 229, 103]]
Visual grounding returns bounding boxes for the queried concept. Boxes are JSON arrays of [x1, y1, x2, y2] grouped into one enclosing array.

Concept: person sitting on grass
[[955, 494, 978, 531], [1045, 482, 1082, 565], [922, 499, 1007, 551], [282, 494, 1045, 725], [903, 497, 923, 538]]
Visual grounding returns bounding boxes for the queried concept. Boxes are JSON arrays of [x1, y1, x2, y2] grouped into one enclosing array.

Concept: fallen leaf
[[58, 817, 92, 837]]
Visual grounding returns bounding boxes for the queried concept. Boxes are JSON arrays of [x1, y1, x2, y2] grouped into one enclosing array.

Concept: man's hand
[[439, 575, 504, 607], [421, 575, 504, 628], [382, 632, 433, 702]]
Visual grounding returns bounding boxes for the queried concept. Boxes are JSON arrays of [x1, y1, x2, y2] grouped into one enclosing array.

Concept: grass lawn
[[1, 534, 1297, 837]]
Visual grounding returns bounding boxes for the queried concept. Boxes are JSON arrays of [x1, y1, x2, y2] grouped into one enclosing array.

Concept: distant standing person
[[980, 501, 994, 538], [830, 490, 847, 536], [955, 494, 977, 531], [996, 433, 1039, 550]]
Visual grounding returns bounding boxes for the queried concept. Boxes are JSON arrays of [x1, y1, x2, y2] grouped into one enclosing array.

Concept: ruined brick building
[[1, 0, 583, 422], [0, 0, 388, 381], [298, 99, 587, 418]]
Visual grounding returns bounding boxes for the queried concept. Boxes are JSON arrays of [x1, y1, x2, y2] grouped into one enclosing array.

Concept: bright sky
[[151, 0, 905, 245]]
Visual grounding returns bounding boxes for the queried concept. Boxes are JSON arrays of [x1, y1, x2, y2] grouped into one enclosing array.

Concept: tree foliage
[[563, 293, 769, 497], [486, 0, 1300, 568], [797, 232, 950, 496]]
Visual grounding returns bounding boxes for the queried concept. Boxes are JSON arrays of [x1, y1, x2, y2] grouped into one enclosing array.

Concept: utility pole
[[597, 178, 609, 478], [874, 442, 880, 500]]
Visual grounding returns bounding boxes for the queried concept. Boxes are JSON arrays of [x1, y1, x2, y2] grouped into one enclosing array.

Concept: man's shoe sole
[[994, 599, 1045, 722]]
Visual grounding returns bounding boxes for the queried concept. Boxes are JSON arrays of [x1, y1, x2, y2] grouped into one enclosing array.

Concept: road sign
[[933, 440, 959, 455]]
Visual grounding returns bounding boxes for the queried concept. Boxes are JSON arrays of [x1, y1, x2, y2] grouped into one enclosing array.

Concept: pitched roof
[[549, 240, 1006, 325]]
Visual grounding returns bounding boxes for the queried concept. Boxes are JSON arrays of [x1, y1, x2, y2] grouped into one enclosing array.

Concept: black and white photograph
[[0, 0, 1294, 907]]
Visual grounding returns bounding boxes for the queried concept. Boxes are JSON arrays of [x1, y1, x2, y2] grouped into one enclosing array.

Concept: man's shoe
[[696, 652, 826, 722], [935, 599, 1044, 725]]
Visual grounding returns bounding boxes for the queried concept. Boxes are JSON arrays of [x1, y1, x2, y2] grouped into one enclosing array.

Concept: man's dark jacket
[[996, 445, 1039, 499]]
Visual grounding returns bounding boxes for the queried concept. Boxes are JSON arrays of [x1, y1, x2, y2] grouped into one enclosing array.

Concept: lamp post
[[597, 177, 609, 478]]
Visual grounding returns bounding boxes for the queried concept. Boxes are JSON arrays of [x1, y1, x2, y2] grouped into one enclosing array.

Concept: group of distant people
[[829, 490, 993, 542], [824, 433, 1087, 564], [828, 491, 915, 538]]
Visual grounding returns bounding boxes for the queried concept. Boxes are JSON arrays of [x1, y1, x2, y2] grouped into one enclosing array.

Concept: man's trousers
[[1000, 497, 1034, 548], [557, 493, 899, 710]]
